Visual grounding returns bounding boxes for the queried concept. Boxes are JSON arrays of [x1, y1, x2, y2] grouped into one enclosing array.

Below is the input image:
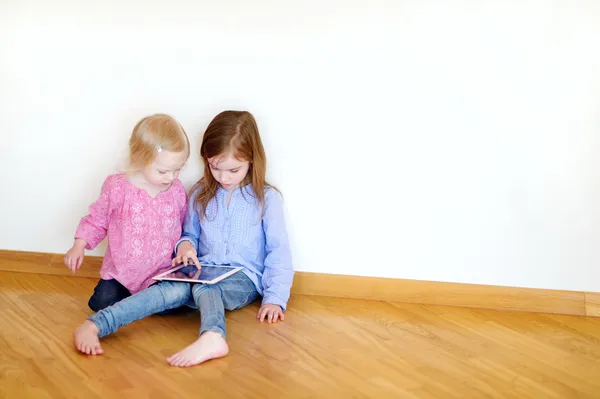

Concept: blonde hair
[[128, 114, 190, 169], [192, 110, 277, 218]]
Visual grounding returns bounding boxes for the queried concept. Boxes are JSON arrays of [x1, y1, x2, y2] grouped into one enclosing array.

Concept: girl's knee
[[159, 282, 190, 303], [88, 291, 124, 312], [192, 283, 212, 293], [192, 283, 220, 299], [223, 290, 259, 311]]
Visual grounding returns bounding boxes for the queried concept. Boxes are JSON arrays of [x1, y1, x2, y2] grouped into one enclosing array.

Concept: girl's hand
[[64, 239, 86, 274], [172, 241, 201, 269], [257, 304, 285, 323]]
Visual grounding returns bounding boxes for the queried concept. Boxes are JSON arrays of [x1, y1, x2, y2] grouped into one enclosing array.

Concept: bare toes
[[178, 356, 190, 367], [167, 354, 180, 365]]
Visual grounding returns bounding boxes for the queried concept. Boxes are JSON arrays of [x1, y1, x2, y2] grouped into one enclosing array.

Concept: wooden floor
[[1, 271, 600, 398]]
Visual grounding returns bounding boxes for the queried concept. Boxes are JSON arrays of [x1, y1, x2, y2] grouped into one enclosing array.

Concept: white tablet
[[153, 264, 243, 284]]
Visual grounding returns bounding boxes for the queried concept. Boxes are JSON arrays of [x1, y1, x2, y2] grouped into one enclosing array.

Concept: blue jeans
[[89, 271, 259, 338], [192, 272, 259, 337], [88, 279, 188, 315]]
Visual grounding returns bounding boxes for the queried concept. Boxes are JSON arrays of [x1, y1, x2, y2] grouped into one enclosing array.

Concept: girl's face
[[142, 150, 187, 188], [207, 153, 250, 191]]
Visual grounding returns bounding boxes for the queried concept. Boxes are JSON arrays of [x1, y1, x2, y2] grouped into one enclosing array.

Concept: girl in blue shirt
[[73, 110, 294, 367]]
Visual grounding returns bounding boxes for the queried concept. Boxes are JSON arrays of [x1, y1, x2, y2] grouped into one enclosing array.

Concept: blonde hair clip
[[128, 114, 190, 168]]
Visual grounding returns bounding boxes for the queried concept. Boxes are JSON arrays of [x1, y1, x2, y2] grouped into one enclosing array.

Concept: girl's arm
[[74, 175, 120, 250], [66, 175, 121, 273], [260, 189, 294, 311]]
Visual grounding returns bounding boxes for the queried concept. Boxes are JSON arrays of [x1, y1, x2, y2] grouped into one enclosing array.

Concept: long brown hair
[[193, 110, 275, 218]]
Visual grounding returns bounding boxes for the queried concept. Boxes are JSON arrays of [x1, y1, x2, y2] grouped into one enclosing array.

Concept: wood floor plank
[[1, 271, 600, 398]]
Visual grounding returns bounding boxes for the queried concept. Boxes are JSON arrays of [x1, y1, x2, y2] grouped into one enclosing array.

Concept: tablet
[[153, 264, 243, 284]]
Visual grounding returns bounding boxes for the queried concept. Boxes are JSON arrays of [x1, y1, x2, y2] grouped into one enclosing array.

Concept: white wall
[[2, 0, 600, 292]]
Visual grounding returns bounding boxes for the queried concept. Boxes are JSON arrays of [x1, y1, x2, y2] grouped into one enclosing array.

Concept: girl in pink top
[[64, 114, 190, 311]]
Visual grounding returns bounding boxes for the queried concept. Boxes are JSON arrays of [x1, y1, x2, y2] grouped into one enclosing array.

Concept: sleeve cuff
[[74, 234, 94, 251], [261, 295, 287, 312], [175, 237, 197, 254]]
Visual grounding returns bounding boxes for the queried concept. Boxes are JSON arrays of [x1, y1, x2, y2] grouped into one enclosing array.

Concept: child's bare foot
[[73, 320, 103, 356], [166, 331, 228, 367]]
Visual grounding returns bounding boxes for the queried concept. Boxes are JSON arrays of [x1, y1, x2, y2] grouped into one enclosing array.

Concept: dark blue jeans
[[88, 279, 130, 312]]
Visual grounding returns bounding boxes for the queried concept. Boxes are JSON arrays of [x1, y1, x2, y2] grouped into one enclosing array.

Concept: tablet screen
[[161, 265, 239, 282]]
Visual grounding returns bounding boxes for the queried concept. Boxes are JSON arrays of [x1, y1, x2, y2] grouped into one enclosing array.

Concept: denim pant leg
[[88, 279, 131, 312], [89, 281, 192, 338], [192, 272, 259, 338]]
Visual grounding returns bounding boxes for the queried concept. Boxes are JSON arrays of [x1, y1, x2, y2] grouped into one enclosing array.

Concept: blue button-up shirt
[[177, 184, 294, 310]]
